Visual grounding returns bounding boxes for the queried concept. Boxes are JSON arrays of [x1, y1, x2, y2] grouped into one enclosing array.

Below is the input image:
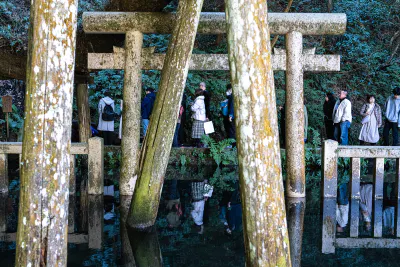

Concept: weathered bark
[[128, 226, 162, 267], [126, 0, 204, 229], [286, 198, 305, 267], [77, 84, 91, 143], [225, 0, 291, 266], [15, 0, 78, 266], [120, 31, 143, 196], [285, 31, 306, 197]]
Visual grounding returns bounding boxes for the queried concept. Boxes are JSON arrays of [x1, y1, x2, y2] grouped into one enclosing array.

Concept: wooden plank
[[0, 154, 8, 193], [71, 143, 88, 155], [337, 146, 400, 158], [0, 233, 88, 244], [321, 198, 336, 254], [336, 238, 400, 249], [395, 159, 400, 237], [83, 12, 347, 35], [350, 158, 360, 237], [322, 140, 338, 198], [0, 142, 87, 155], [373, 158, 384, 237], [88, 138, 104, 195]]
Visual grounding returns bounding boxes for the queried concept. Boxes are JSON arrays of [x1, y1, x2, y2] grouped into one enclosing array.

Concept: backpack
[[220, 99, 228, 116], [102, 103, 115, 121]]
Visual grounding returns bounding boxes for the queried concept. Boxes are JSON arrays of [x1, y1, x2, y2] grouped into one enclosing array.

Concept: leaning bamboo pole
[[15, 0, 78, 266], [126, 0, 204, 229], [225, 0, 291, 265]]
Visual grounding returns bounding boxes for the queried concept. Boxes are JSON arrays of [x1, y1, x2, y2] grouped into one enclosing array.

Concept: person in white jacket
[[191, 89, 206, 147], [332, 90, 352, 145], [98, 95, 115, 145]]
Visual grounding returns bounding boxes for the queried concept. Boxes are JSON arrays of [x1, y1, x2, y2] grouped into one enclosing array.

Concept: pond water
[[0, 167, 400, 266]]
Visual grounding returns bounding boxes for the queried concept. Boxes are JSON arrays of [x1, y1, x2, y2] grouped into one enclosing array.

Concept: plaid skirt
[[192, 120, 205, 139]]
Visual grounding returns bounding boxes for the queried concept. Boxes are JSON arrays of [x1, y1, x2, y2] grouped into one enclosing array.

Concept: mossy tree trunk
[[225, 0, 291, 266], [15, 0, 78, 266], [126, 0, 204, 229]]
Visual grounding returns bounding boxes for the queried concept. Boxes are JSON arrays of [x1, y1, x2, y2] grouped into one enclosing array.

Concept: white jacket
[[191, 96, 206, 121], [98, 97, 115, 131], [333, 99, 352, 123]]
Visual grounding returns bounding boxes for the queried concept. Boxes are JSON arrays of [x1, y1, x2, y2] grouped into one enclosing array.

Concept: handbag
[[204, 121, 215, 134], [361, 115, 370, 124]]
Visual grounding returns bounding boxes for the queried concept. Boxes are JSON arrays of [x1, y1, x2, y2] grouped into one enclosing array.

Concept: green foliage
[[201, 135, 237, 166]]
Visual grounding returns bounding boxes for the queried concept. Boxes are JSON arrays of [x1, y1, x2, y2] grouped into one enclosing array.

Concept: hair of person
[[199, 82, 206, 87], [393, 87, 400, 96], [326, 92, 336, 103], [366, 94, 375, 102], [226, 83, 232, 90], [195, 89, 204, 97], [146, 87, 155, 93]]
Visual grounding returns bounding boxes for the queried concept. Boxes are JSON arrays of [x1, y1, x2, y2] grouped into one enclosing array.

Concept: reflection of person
[[333, 90, 352, 145], [324, 93, 336, 140], [166, 180, 182, 228], [190, 180, 213, 234], [226, 183, 242, 235], [336, 183, 349, 233], [119, 100, 123, 140], [383, 87, 400, 146], [359, 95, 382, 145]]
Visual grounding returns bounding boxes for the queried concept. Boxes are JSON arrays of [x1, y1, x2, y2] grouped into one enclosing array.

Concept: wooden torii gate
[[83, 11, 346, 199]]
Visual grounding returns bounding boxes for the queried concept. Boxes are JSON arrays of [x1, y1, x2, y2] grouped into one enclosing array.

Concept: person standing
[[172, 103, 184, 147], [226, 84, 236, 145], [191, 89, 206, 147], [383, 87, 400, 146], [359, 95, 382, 145], [98, 94, 115, 145], [324, 92, 336, 140], [333, 90, 352, 145], [141, 88, 156, 137], [200, 82, 211, 120]]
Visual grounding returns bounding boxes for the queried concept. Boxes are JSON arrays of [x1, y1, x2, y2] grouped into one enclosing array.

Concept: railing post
[[0, 154, 8, 193], [69, 155, 76, 195], [88, 195, 103, 249], [0, 193, 7, 232], [88, 137, 104, 195], [322, 140, 338, 198], [373, 158, 384, 237], [395, 159, 400, 237], [350, 158, 361, 237]]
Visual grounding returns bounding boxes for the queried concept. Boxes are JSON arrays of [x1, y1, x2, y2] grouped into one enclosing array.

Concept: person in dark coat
[[141, 88, 156, 137], [324, 92, 336, 140], [200, 82, 212, 120], [226, 84, 236, 146]]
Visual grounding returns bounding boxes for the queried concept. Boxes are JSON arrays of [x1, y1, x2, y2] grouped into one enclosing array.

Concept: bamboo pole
[[225, 0, 291, 265], [126, 0, 204, 229], [15, 0, 78, 266], [120, 31, 143, 196]]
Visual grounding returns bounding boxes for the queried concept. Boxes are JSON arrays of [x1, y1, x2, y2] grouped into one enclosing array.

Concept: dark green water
[[0, 170, 400, 266]]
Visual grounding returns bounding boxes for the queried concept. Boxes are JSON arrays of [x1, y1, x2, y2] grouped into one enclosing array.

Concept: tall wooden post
[[15, 0, 78, 266], [127, 0, 204, 229], [225, 0, 291, 265], [120, 31, 143, 196], [77, 84, 91, 143], [285, 31, 306, 197]]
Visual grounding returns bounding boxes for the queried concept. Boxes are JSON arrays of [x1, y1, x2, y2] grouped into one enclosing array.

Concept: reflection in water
[[120, 195, 135, 267], [88, 195, 104, 249], [190, 180, 213, 234], [128, 226, 162, 267], [0, 193, 7, 233], [286, 197, 305, 267]]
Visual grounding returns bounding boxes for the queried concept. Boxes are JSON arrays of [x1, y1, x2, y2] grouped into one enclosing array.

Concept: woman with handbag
[[191, 89, 206, 147], [359, 95, 382, 145]]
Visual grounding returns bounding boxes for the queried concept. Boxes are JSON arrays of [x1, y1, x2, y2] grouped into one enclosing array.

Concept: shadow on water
[[1, 165, 400, 266]]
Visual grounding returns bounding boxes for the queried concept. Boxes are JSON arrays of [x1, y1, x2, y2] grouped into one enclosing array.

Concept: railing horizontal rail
[[336, 238, 400, 249], [0, 142, 88, 155], [337, 146, 400, 158]]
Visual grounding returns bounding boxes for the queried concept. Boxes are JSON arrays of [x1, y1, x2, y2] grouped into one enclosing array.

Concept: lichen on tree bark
[[225, 0, 291, 266], [126, 0, 205, 229], [15, 0, 78, 266]]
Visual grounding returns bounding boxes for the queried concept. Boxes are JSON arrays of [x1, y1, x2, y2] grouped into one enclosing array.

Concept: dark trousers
[[223, 116, 230, 138], [100, 131, 114, 145], [324, 119, 335, 140], [383, 120, 399, 146], [172, 123, 181, 147]]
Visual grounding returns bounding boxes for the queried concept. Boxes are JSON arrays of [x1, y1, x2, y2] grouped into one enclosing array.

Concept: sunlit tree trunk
[[126, 0, 204, 229], [15, 0, 78, 266], [225, 0, 291, 265]]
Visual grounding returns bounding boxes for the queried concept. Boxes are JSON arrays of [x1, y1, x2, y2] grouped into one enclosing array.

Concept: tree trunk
[[77, 84, 91, 143], [15, 0, 78, 266], [126, 0, 204, 229], [225, 0, 291, 266], [120, 31, 143, 196], [128, 226, 162, 267]]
